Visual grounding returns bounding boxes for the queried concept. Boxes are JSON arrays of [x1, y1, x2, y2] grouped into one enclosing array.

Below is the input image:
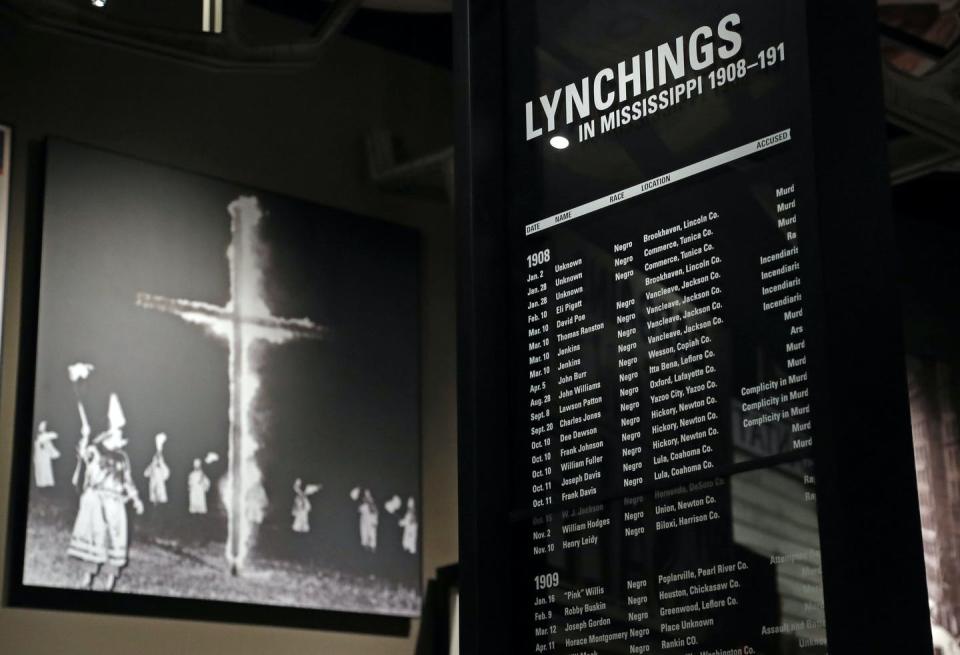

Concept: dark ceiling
[[252, 1, 452, 68], [15, 0, 453, 68]]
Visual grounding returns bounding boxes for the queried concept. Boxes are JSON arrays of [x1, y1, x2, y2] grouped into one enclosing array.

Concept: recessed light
[[92, 0, 107, 6], [550, 135, 570, 150]]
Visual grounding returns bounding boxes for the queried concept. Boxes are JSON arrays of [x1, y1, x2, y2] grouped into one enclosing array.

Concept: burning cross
[[137, 196, 326, 573]]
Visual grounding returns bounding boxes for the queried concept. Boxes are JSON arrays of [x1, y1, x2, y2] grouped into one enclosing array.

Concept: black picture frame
[[4, 137, 423, 635], [0, 123, 10, 352], [455, 1, 933, 653]]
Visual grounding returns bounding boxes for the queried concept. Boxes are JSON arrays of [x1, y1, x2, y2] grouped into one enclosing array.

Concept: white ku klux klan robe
[[144, 453, 170, 505], [399, 507, 418, 555], [292, 494, 311, 533], [359, 499, 379, 551], [188, 469, 211, 514], [33, 429, 60, 488], [68, 445, 141, 568]]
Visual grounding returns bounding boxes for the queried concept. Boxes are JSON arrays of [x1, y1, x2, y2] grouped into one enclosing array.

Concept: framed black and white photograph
[[9, 139, 422, 627]]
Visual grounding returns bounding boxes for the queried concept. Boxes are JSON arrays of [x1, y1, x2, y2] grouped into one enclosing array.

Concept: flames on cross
[[136, 195, 326, 573]]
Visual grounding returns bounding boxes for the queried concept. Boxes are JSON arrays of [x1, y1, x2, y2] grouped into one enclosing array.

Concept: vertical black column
[[807, 1, 932, 652], [455, 1, 511, 654]]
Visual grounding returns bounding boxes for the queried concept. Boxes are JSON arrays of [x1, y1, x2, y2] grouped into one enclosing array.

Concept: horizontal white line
[[524, 129, 793, 236]]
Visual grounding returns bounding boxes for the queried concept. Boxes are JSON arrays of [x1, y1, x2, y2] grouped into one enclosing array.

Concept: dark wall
[[0, 14, 456, 655], [895, 173, 960, 363]]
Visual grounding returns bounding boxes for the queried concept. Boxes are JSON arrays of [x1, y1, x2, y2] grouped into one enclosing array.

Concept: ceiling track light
[[203, 0, 224, 34]]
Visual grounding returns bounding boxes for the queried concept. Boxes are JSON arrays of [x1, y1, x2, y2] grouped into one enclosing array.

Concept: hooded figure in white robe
[[68, 394, 144, 591], [358, 489, 379, 551], [399, 497, 419, 554], [292, 479, 323, 533], [144, 434, 170, 505], [33, 421, 60, 488], [188, 459, 211, 514]]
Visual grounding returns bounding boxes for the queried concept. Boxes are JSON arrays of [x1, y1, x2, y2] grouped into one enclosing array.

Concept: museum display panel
[[508, 3, 826, 652], [8, 140, 422, 626], [457, 1, 933, 653]]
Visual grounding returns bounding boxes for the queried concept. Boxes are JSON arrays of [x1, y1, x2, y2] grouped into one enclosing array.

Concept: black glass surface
[[502, 2, 829, 652]]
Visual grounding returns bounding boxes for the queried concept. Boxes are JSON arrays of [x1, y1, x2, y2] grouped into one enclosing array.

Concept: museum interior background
[[0, 0, 959, 654]]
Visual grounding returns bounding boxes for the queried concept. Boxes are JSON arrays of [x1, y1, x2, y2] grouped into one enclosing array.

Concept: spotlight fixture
[[91, 0, 106, 6], [550, 135, 571, 150], [203, 0, 224, 33]]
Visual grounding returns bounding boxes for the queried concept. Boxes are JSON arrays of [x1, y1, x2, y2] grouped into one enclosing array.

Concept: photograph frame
[[4, 137, 423, 635], [0, 124, 10, 356]]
